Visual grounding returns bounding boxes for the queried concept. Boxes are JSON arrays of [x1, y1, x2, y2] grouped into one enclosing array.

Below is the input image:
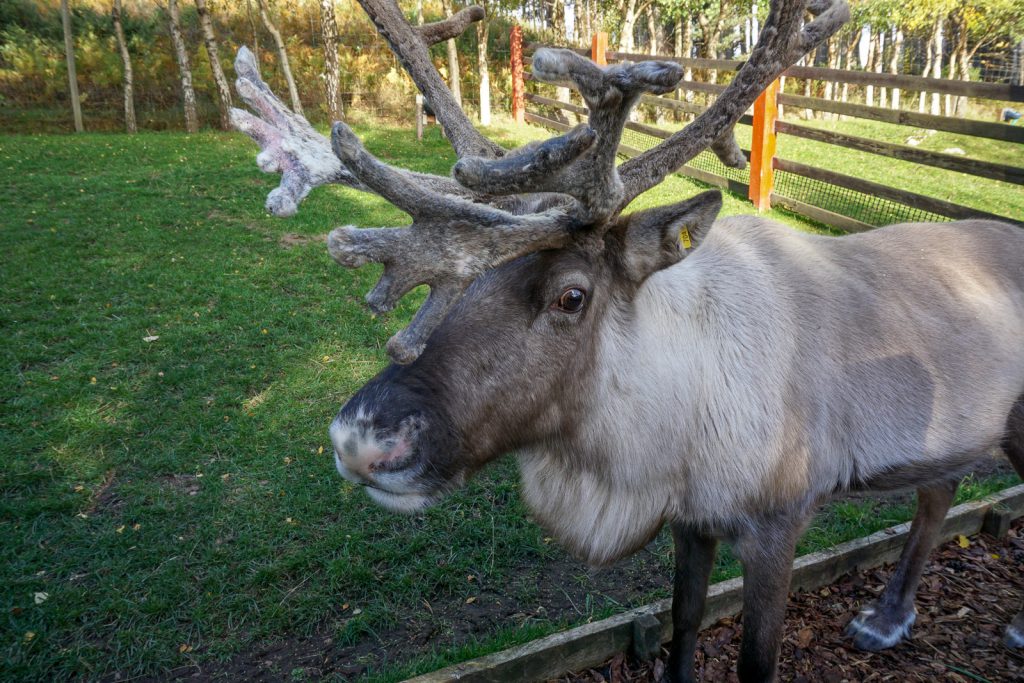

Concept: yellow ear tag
[[679, 228, 692, 249]]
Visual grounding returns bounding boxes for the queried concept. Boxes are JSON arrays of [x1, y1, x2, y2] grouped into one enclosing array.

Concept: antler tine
[[327, 124, 579, 364], [230, 46, 483, 216], [617, 0, 849, 207], [231, 46, 365, 216], [454, 49, 684, 224]]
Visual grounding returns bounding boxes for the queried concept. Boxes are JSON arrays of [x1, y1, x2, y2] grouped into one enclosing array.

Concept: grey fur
[[331, 213, 1024, 681]]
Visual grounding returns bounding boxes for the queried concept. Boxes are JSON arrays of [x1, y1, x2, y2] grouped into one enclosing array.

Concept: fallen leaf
[[957, 535, 970, 549], [143, 335, 159, 342], [178, 643, 192, 653], [317, 446, 324, 455], [466, 596, 477, 604], [795, 627, 814, 648], [33, 592, 48, 605], [23, 631, 35, 643], [116, 525, 125, 534]]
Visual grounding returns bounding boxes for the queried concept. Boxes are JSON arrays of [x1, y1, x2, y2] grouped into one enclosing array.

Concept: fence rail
[[515, 34, 1024, 230]]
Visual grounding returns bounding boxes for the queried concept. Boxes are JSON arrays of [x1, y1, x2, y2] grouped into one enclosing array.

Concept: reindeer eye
[[555, 287, 587, 313]]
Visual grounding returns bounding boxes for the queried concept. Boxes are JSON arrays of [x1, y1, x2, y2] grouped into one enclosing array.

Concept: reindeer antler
[[454, 50, 684, 224], [230, 0, 849, 364], [618, 0, 850, 205], [327, 123, 578, 363]]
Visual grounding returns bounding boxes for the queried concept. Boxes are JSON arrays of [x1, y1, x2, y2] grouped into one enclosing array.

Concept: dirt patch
[[565, 522, 1024, 683], [159, 473, 201, 497], [81, 469, 120, 515], [278, 233, 326, 249]]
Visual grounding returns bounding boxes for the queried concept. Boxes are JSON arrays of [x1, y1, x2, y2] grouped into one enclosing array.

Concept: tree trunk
[[822, 36, 836, 105], [167, 0, 199, 132], [319, 0, 343, 121], [918, 22, 934, 113], [194, 0, 233, 130], [930, 17, 943, 116], [60, 0, 84, 132], [112, 0, 136, 133], [619, 0, 637, 52], [440, 0, 462, 107], [245, 0, 260, 63], [889, 28, 903, 110], [257, 0, 303, 115], [646, 4, 657, 55], [865, 31, 876, 107], [476, 18, 490, 125], [874, 29, 885, 109], [953, 20, 969, 116]]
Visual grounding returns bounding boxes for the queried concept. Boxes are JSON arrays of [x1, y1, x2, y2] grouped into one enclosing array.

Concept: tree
[[167, 0, 199, 132], [440, 0, 462, 107], [112, 0, 137, 133], [475, 1, 491, 125], [256, 0, 303, 115], [195, 0, 233, 130], [60, 0, 84, 132], [320, 0, 343, 121]]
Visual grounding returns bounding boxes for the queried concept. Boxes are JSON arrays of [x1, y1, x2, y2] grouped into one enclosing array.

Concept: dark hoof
[[1005, 624, 1024, 648], [844, 605, 915, 651]]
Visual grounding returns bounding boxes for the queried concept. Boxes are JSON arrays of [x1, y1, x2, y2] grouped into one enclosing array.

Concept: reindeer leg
[[732, 513, 808, 683], [845, 479, 958, 651], [1001, 397, 1024, 647], [666, 523, 718, 683]]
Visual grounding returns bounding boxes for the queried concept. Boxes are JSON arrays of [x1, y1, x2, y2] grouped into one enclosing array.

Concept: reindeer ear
[[619, 190, 722, 282]]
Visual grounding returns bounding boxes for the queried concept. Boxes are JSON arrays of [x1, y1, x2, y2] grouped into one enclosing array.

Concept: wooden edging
[[406, 484, 1024, 683]]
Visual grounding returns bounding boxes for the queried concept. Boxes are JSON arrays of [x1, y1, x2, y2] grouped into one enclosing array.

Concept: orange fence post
[[749, 78, 780, 212], [510, 25, 524, 124], [591, 32, 608, 65]]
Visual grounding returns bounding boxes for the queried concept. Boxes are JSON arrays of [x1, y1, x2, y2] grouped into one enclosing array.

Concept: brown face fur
[[329, 191, 724, 508]]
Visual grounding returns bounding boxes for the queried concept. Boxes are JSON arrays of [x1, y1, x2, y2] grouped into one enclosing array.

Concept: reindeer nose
[[329, 412, 423, 484]]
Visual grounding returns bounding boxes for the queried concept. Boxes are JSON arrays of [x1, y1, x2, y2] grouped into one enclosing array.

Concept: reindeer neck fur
[[518, 217, 814, 565], [518, 217, 1024, 566]]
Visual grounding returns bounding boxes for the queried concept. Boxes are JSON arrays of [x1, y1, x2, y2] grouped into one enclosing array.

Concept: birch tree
[[112, 0, 137, 133], [257, 0, 303, 115], [440, 0, 462, 107], [167, 0, 199, 132], [320, 0, 343, 121], [195, 0, 233, 130], [60, 0, 84, 132]]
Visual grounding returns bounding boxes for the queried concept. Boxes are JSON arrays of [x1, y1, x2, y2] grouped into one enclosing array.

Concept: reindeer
[[227, 0, 1024, 679]]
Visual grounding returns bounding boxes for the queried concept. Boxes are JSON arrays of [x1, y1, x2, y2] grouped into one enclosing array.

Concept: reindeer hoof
[[845, 605, 915, 651]]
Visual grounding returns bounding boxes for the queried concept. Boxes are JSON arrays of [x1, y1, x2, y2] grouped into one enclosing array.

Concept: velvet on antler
[[229, 0, 849, 364]]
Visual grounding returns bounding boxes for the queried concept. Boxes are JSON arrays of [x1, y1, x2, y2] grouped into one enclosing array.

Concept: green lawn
[[1, 125, 1018, 681]]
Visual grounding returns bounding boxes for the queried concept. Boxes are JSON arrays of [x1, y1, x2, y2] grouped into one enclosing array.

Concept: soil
[[563, 522, 1024, 683]]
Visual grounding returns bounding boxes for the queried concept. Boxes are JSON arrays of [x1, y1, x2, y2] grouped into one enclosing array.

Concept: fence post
[[511, 25, 524, 124], [749, 78, 780, 212], [592, 32, 608, 66]]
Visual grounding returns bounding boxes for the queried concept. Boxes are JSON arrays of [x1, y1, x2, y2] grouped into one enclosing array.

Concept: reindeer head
[[230, 0, 849, 513]]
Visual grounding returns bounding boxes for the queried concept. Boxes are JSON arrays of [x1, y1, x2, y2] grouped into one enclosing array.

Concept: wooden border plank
[[769, 194, 879, 233], [776, 93, 1024, 144], [406, 485, 1024, 683], [775, 121, 1024, 185], [772, 157, 1023, 225]]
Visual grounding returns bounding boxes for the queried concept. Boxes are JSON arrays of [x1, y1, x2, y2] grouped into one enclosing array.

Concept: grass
[[1, 123, 1019, 681]]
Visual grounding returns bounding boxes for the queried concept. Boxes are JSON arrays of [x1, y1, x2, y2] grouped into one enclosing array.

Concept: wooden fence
[[511, 32, 1024, 231]]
